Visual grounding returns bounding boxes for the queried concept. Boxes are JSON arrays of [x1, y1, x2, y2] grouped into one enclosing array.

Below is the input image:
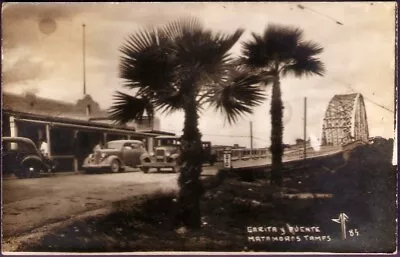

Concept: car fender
[[170, 153, 180, 162], [140, 153, 152, 163], [83, 156, 92, 165], [104, 155, 122, 165], [21, 156, 45, 169]]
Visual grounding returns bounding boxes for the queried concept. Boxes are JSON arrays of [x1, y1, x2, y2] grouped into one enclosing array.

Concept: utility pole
[[250, 121, 253, 158], [82, 23, 86, 96], [303, 97, 307, 163]]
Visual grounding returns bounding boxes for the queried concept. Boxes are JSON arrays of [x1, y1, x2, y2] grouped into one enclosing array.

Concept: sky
[[2, 2, 397, 148]]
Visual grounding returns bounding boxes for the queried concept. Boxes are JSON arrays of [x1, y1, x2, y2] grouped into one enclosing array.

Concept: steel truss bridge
[[214, 93, 369, 164], [322, 93, 369, 146]]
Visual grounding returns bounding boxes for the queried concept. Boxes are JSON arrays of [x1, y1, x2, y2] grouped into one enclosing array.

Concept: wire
[[297, 4, 344, 25], [159, 128, 270, 141], [296, 4, 394, 114], [331, 77, 394, 113], [253, 136, 269, 143]]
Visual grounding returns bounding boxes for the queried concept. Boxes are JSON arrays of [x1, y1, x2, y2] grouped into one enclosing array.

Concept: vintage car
[[201, 141, 218, 165], [82, 140, 151, 173], [138, 136, 217, 173], [2, 137, 52, 178]]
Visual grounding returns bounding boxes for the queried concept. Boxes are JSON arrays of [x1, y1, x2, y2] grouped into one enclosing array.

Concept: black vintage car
[[139, 136, 217, 173], [2, 137, 52, 178]]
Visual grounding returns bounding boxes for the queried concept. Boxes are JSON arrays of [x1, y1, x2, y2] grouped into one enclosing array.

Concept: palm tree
[[109, 18, 265, 228], [240, 24, 325, 186]]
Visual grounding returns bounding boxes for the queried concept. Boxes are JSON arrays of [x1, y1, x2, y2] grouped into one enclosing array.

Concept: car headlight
[[165, 151, 171, 157], [99, 153, 107, 161]]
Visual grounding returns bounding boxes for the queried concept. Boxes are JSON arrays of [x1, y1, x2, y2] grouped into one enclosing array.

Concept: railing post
[[73, 130, 79, 173]]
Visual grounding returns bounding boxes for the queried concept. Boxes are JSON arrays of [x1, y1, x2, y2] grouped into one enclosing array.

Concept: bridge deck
[[222, 146, 343, 170]]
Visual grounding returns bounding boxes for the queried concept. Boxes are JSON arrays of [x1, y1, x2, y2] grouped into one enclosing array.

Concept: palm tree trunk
[[270, 76, 284, 186], [177, 94, 204, 229]]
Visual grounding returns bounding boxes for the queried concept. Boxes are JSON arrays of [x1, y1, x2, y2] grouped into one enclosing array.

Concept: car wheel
[[140, 167, 149, 173], [16, 162, 40, 179], [110, 160, 121, 173]]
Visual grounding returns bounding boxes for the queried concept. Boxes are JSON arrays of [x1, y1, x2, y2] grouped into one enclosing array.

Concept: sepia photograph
[[1, 2, 397, 254]]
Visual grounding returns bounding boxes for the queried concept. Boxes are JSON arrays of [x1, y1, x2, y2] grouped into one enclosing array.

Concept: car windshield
[[105, 141, 124, 149], [157, 138, 180, 146]]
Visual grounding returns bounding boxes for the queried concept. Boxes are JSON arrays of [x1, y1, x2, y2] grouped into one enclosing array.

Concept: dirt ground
[[1, 159, 262, 240], [2, 171, 179, 239]]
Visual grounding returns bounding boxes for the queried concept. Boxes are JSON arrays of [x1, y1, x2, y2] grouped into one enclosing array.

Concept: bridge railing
[[214, 145, 343, 163], [215, 148, 270, 162]]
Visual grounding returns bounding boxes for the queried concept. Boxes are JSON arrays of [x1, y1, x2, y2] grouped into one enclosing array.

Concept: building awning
[[4, 110, 170, 137]]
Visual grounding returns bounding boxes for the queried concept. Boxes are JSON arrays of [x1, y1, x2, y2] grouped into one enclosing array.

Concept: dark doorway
[[107, 134, 126, 141], [16, 121, 45, 147]]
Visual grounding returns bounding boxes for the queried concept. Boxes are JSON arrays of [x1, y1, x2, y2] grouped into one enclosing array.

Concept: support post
[[9, 116, 18, 137], [82, 23, 86, 96], [250, 121, 253, 158], [9, 116, 18, 149], [103, 132, 107, 144], [148, 137, 154, 153], [46, 124, 52, 158], [303, 97, 307, 163]]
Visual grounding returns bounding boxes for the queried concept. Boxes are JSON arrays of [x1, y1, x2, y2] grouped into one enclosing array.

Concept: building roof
[[3, 92, 106, 118], [2, 92, 138, 129], [155, 135, 179, 139], [2, 92, 172, 137]]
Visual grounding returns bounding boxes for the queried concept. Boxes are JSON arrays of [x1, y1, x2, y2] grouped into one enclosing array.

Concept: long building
[[2, 92, 174, 172]]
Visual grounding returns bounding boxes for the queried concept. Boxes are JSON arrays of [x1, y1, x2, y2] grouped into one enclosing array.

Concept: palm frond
[[294, 41, 324, 58], [153, 89, 185, 114], [108, 91, 154, 125], [262, 24, 303, 56], [119, 29, 176, 91], [160, 17, 244, 86], [282, 57, 325, 77], [241, 35, 270, 69], [161, 16, 203, 40], [241, 24, 304, 69], [117, 17, 246, 120], [282, 40, 325, 77], [210, 73, 265, 124]]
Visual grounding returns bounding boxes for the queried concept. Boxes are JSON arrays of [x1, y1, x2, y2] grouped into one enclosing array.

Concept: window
[[130, 143, 140, 149]]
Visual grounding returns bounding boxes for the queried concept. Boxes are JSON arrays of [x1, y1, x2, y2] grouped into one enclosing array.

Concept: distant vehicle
[[82, 140, 151, 173], [138, 136, 217, 173], [2, 137, 52, 178], [201, 141, 217, 165]]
